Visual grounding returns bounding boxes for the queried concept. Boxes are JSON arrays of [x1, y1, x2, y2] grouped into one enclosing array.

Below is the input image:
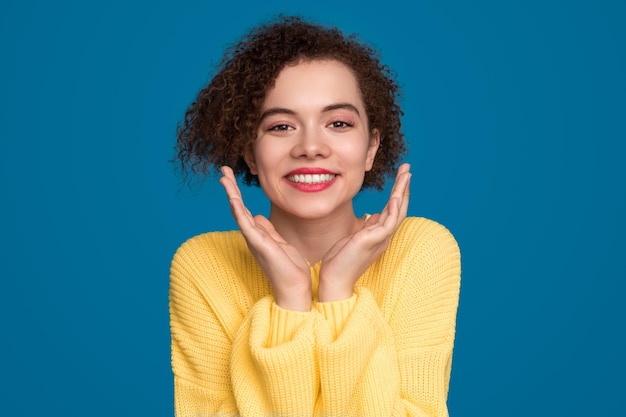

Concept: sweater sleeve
[[391, 220, 461, 417], [169, 241, 239, 416], [229, 296, 320, 416], [314, 287, 401, 415], [311, 218, 461, 417]]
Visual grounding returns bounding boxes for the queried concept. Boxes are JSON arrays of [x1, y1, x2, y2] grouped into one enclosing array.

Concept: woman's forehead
[[262, 59, 364, 112]]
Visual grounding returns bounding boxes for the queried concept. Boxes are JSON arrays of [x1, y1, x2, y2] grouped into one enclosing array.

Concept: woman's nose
[[291, 127, 331, 159]]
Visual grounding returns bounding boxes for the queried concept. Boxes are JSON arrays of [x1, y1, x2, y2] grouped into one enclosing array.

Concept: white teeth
[[287, 174, 336, 184]]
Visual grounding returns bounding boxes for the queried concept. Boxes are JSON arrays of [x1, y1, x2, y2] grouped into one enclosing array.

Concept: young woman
[[170, 16, 461, 417]]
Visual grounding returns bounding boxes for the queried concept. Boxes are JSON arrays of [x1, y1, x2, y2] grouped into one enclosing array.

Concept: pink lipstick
[[285, 168, 338, 192]]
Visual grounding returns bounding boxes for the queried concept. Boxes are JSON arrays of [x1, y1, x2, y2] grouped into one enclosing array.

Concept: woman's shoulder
[[169, 230, 263, 332], [171, 230, 248, 271], [170, 229, 264, 300], [393, 216, 459, 254], [361, 217, 460, 319], [174, 229, 242, 253], [382, 216, 461, 287]]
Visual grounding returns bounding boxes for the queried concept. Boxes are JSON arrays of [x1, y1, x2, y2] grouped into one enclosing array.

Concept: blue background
[[1, 0, 624, 415]]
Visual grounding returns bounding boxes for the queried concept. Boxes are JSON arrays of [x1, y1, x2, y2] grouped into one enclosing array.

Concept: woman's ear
[[365, 129, 381, 171], [243, 145, 258, 175]]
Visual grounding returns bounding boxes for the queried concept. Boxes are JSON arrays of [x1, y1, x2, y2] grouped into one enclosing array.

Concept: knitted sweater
[[170, 216, 461, 417]]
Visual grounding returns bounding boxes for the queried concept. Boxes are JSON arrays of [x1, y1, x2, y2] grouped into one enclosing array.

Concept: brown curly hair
[[175, 15, 405, 190]]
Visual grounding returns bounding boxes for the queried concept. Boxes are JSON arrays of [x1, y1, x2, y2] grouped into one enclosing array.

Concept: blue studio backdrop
[[1, 0, 625, 416]]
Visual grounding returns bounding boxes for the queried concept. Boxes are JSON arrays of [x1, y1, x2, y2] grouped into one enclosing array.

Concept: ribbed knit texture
[[170, 217, 461, 416]]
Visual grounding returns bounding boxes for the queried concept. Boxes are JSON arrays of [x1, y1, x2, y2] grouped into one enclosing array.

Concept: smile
[[286, 174, 336, 184]]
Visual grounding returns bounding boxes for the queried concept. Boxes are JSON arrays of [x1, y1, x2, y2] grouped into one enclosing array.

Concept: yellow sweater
[[170, 217, 461, 417]]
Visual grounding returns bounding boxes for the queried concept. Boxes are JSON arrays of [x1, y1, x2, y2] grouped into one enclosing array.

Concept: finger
[[254, 215, 288, 244], [390, 169, 411, 202], [378, 171, 409, 224], [219, 167, 258, 231], [391, 163, 410, 193], [220, 182, 248, 220], [378, 163, 411, 216], [360, 197, 399, 243], [219, 166, 244, 202], [219, 166, 255, 219], [380, 178, 409, 233], [388, 170, 411, 222], [227, 196, 258, 232], [386, 196, 401, 228], [397, 172, 411, 224], [398, 162, 411, 174], [380, 196, 406, 237]]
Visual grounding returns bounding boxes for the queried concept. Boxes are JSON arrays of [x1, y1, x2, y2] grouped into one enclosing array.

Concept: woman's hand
[[318, 163, 411, 302], [220, 166, 312, 311]]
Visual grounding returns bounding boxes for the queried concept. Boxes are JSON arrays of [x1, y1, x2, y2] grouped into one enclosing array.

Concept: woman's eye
[[328, 120, 353, 129], [268, 124, 293, 132]]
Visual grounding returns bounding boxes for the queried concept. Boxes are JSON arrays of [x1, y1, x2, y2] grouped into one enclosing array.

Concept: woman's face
[[244, 59, 380, 221]]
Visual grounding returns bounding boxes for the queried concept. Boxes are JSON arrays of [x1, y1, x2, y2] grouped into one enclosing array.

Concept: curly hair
[[175, 15, 405, 190]]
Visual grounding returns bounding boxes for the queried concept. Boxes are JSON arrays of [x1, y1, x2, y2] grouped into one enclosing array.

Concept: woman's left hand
[[318, 163, 411, 302]]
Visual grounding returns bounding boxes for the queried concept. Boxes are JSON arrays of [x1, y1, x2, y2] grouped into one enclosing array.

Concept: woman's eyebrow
[[322, 103, 360, 116], [259, 103, 361, 121], [259, 108, 296, 121]]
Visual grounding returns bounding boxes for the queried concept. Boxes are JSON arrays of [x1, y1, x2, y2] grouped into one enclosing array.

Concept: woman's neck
[[269, 205, 363, 265]]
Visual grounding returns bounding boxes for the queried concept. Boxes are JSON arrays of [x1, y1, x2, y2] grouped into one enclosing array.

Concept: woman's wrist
[[317, 278, 354, 303], [273, 285, 312, 312]]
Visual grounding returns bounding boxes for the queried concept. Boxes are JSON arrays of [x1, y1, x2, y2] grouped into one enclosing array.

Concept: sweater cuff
[[314, 294, 357, 340], [267, 302, 310, 347]]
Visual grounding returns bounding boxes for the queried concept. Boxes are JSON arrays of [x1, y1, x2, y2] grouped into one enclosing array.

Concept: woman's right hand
[[219, 166, 312, 311]]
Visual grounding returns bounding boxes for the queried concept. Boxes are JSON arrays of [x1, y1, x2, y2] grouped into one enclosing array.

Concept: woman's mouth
[[284, 169, 338, 192], [286, 173, 336, 184]]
